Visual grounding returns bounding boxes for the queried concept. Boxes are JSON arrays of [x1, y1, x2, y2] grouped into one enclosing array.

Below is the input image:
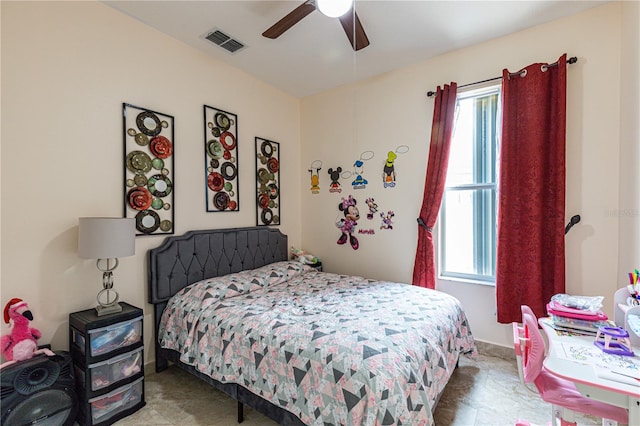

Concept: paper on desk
[[559, 342, 640, 372], [594, 365, 640, 386], [560, 341, 640, 387], [559, 341, 603, 364]]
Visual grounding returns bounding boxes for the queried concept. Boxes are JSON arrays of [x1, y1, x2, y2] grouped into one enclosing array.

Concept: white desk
[[539, 318, 640, 425]]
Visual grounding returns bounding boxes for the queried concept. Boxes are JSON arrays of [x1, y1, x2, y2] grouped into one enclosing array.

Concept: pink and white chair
[[512, 305, 628, 426]]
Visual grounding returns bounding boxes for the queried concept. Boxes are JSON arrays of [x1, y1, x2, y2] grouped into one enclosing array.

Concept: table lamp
[[78, 217, 135, 316]]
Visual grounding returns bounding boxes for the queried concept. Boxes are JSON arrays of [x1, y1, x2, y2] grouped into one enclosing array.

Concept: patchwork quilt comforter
[[159, 261, 476, 426]]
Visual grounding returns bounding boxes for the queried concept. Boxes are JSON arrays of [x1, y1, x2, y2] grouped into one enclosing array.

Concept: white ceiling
[[104, 0, 606, 98]]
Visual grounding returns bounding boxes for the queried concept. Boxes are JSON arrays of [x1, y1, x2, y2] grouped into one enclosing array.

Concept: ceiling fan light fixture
[[316, 0, 352, 18]]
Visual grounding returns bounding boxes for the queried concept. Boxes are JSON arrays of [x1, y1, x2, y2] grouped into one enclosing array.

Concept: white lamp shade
[[317, 0, 352, 18], [78, 217, 135, 259]]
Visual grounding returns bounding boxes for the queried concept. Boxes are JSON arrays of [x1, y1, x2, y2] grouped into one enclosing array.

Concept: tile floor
[[114, 346, 606, 426]]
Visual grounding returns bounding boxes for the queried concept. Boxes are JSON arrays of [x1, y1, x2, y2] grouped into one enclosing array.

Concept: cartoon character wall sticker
[[341, 151, 374, 190], [352, 161, 367, 189], [308, 160, 322, 194], [383, 145, 409, 188], [303, 148, 407, 249], [380, 211, 394, 230], [336, 195, 360, 250], [383, 152, 397, 187], [327, 167, 343, 193], [365, 197, 378, 220]]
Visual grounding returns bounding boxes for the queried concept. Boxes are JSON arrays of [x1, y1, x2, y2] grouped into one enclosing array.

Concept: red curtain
[[412, 83, 457, 289], [496, 54, 567, 323]]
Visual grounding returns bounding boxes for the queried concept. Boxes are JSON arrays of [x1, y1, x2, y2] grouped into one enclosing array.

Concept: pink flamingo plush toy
[[0, 298, 54, 369]]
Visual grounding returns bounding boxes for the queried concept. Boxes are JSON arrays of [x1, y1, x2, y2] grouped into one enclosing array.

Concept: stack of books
[[547, 299, 613, 335]]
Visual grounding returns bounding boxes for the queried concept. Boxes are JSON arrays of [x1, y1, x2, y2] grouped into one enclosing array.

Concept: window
[[439, 84, 500, 284]]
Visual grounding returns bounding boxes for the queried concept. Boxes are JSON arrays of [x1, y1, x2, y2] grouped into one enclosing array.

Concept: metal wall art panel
[[255, 137, 280, 226], [204, 105, 239, 212], [123, 103, 174, 236]]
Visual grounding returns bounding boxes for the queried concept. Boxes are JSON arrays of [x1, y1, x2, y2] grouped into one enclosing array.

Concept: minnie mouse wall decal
[[336, 195, 360, 250]]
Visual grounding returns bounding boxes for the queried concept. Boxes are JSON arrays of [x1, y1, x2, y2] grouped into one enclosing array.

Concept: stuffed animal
[[0, 298, 54, 369], [290, 246, 319, 265]]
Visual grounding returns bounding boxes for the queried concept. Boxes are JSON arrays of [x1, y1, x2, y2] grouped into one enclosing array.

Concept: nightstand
[[69, 302, 145, 426]]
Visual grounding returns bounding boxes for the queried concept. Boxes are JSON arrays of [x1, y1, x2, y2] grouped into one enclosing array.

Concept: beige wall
[[1, 1, 301, 365], [2, 0, 637, 361], [301, 2, 638, 347], [619, 1, 640, 286]]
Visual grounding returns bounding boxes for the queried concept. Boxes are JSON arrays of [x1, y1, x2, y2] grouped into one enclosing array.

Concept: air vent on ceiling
[[205, 28, 246, 54]]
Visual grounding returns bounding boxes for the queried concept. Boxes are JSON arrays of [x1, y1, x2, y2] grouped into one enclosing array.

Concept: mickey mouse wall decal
[[328, 167, 343, 193]]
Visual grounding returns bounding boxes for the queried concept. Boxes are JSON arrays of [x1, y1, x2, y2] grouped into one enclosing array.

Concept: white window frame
[[438, 83, 501, 285]]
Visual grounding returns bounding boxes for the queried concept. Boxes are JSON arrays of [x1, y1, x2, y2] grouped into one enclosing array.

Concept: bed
[[148, 227, 476, 426]]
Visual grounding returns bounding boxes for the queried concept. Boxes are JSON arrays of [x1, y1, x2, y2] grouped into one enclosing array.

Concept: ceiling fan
[[262, 0, 370, 51]]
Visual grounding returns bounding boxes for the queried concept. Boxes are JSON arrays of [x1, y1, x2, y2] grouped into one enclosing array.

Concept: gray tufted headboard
[[147, 226, 296, 395], [148, 227, 288, 305]]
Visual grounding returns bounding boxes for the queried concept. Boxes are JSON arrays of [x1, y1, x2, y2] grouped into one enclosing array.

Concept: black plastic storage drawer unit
[[69, 302, 145, 426]]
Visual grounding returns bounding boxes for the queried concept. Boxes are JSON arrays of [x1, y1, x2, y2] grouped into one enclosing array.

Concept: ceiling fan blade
[[339, 9, 370, 51], [262, 1, 316, 39]]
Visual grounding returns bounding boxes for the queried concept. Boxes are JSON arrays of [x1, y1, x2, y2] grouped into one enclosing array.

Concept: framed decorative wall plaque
[[123, 103, 174, 236], [255, 137, 280, 226], [204, 105, 239, 212]]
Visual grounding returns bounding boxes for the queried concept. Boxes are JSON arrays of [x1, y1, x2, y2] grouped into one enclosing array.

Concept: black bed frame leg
[[237, 401, 244, 423]]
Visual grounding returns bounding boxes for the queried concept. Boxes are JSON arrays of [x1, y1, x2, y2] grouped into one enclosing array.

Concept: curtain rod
[[426, 56, 578, 97]]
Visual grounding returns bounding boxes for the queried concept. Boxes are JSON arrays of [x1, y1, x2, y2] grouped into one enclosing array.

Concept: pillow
[[168, 272, 261, 313], [160, 261, 313, 348], [172, 261, 311, 308], [244, 260, 312, 287]]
